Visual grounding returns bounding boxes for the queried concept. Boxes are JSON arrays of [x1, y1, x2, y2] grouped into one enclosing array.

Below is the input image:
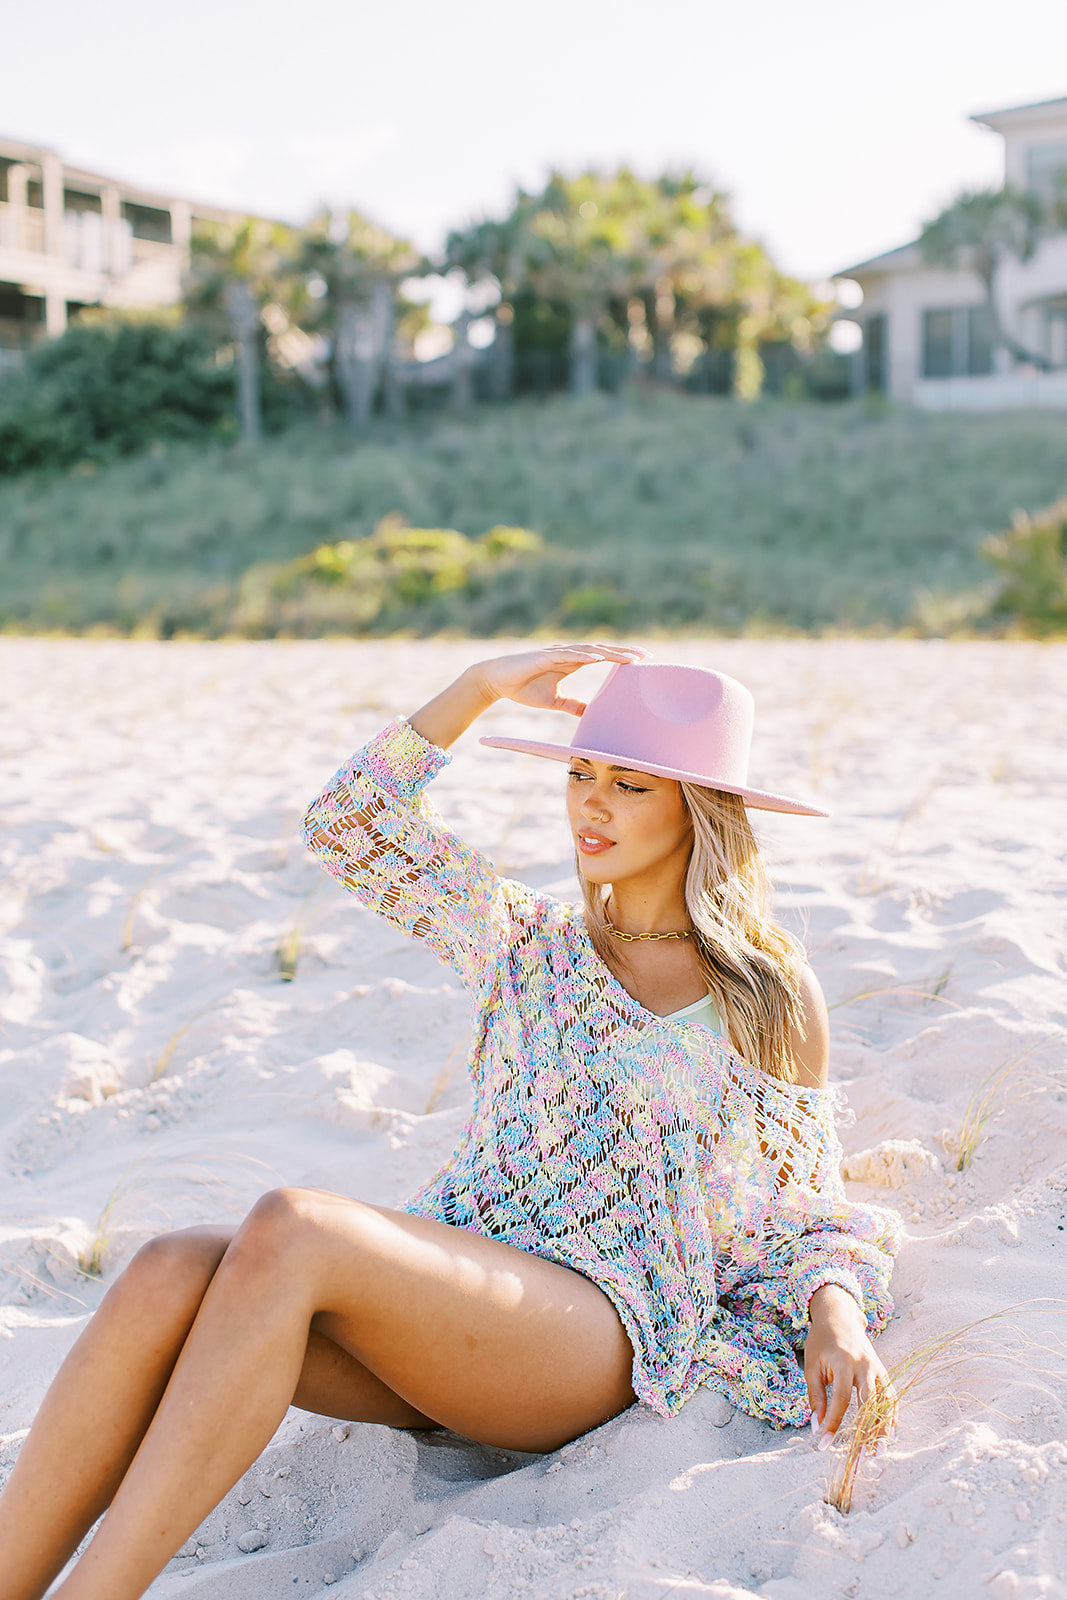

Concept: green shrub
[[981, 497, 1067, 632], [559, 583, 632, 628], [231, 516, 547, 635], [0, 317, 309, 475], [0, 319, 237, 472], [5, 394, 1067, 636]]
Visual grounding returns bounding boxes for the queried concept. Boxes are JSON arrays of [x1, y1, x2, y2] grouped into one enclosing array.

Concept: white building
[[0, 137, 254, 370], [835, 94, 1067, 410]]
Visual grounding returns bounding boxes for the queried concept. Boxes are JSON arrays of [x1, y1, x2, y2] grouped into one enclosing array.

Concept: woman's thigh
[[246, 1190, 637, 1453]]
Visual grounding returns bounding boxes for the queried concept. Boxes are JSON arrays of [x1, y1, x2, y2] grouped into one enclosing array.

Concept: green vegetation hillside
[[1, 394, 1065, 636]]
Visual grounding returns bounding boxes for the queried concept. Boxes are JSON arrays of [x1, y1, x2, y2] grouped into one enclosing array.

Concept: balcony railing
[[0, 203, 182, 276], [130, 235, 177, 263], [0, 202, 46, 253]]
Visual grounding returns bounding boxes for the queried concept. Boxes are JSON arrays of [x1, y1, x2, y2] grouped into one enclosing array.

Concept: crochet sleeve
[[705, 1069, 901, 1341], [301, 717, 513, 995]]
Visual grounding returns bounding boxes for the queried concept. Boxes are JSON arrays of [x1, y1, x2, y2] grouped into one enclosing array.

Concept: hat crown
[[574, 664, 754, 788]]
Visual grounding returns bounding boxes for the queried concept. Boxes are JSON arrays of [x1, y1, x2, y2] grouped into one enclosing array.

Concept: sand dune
[[1, 637, 1064, 1600]]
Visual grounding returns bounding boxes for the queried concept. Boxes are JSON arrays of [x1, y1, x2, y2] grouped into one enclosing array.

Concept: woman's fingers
[[813, 1359, 898, 1456], [805, 1361, 827, 1432], [484, 643, 648, 706], [568, 642, 650, 660], [821, 1369, 853, 1441]]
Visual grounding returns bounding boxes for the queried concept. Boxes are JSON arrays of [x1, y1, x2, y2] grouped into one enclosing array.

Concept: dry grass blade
[[947, 1037, 1061, 1172], [76, 1151, 278, 1278], [151, 1004, 216, 1081], [0, 1256, 89, 1308], [828, 968, 959, 1013], [277, 885, 324, 982], [121, 865, 162, 952], [423, 1035, 470, 1115], [78, 1166, 139, 1277], [825, 1300, 1067, 1514]]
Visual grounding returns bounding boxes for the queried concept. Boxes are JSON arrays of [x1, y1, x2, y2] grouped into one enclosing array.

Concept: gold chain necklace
[[604, 910, 691, 942]]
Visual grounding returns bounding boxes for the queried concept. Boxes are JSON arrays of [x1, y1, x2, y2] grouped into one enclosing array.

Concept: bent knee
[[236, 1186, 331, 1251], [112, 1226, 231, 1308]]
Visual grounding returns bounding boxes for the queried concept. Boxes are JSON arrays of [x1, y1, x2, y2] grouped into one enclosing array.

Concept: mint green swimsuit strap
[[665, 992, 722, 1031]]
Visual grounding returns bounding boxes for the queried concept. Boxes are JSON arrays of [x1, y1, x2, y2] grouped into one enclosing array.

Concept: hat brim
[[478, 736, 830, 818]]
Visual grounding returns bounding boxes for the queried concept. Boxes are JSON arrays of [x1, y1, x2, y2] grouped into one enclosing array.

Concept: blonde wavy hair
[[580, 782, 806, 1082]]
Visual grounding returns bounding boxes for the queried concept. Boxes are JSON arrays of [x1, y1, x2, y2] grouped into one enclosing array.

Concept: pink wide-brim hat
[[480, 663, 829, 818]]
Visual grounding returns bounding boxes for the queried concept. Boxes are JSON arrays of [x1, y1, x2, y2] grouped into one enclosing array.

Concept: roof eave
[[970, 93, 1067, 131], [833, 241, 922, 279]]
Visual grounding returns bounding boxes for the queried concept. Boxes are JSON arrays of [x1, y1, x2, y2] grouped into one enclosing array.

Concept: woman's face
[[565, 757, 694, 893]]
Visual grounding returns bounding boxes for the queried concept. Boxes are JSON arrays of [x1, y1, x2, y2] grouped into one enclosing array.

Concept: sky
[[7, 0, 1067, 300]]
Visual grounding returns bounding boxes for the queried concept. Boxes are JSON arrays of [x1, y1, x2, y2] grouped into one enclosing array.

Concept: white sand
[[1, 636, 1065, 1600]]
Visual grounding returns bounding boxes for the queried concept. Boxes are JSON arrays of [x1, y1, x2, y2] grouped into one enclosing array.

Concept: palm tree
[[442, 208, 534, 400], [520, 170, 648, 395], [919, 186, 1056, 371], [628, 172, 737, 383], [297, 210, 419, 430], [185, 218, 296, 442]]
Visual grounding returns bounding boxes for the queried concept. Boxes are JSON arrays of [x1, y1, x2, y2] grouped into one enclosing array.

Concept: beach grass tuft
[[277, 886, 325, 982], [828, 969, 960, 1013], [75, 1152, 277, 1278], [825, 1301, 1067, 1513], [946, 1038, 1062, 1172], [151, 1005, 216, 1081]]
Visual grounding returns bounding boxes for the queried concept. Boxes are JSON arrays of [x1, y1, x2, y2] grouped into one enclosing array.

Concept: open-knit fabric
[[303, 718, 900, 1427]]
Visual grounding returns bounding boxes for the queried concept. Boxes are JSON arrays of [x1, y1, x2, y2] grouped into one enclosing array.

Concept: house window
[[1045, 308, 1067, 367], [121, 201, 172, 244], [922, 309, 954, 378], [1025, 140, 1067, 198], [967, 306, 993, 375], [921, 306, 994, 378], [863, 312, 887, 392]]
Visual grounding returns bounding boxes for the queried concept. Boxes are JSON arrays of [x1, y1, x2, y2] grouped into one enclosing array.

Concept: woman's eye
[[617, 781, 648, 794], [567, 770, 591, 782]]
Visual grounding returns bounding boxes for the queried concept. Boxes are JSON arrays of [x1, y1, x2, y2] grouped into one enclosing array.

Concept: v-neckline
[[567, 909, 834, 1106], [571, 910, 714, 1026]]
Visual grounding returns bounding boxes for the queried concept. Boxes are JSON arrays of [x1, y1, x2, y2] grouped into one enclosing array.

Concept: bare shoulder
[[789, 962, 830, 1090]]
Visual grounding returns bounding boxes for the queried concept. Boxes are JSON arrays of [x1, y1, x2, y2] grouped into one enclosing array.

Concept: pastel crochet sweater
[[303, 718, 900, 1427]]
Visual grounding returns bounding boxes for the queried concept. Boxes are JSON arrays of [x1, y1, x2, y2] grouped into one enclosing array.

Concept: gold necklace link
[[604, 912, 691, 942]]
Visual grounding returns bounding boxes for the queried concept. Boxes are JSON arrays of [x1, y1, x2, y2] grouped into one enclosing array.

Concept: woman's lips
[[577, 830, 615, 855]]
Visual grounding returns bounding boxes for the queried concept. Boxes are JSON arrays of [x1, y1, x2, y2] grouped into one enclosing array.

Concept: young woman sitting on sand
[[0, 644, 899, 1600]]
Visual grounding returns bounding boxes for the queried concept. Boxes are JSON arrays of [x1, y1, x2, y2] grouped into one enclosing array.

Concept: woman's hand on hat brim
[[473, 644, 649, 719], [407, 646, 648, 752]]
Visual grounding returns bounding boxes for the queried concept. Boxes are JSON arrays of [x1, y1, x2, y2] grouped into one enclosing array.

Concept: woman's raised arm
[[407, 643, 647, 751]]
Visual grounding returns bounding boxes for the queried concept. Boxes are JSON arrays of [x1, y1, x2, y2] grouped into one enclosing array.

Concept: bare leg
[[0, 1225, 436, 1600], [47, 1188, 634, 1600]]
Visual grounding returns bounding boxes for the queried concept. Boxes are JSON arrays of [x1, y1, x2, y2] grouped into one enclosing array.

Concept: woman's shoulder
[[789, 963, 830, 1090]]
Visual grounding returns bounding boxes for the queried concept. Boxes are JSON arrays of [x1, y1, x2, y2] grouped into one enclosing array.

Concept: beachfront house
[[0, 136, 253, 371], [836, 94, 1067, 410]]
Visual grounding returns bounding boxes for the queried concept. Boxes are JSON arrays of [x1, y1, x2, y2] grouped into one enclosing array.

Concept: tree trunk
[[570, 308, 599, 396], [489, 304, 514, 400], [335, 303, 374, 430], [335, 284, 394, 431], [626, 297, 648, 378], [449, 310, 475, 416], [223, 280, 262, 444], [733, 337, 764, 402], [981, 269, 1052, 372], [649, 279, 675, 383], [379, 285, 404, 420]]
